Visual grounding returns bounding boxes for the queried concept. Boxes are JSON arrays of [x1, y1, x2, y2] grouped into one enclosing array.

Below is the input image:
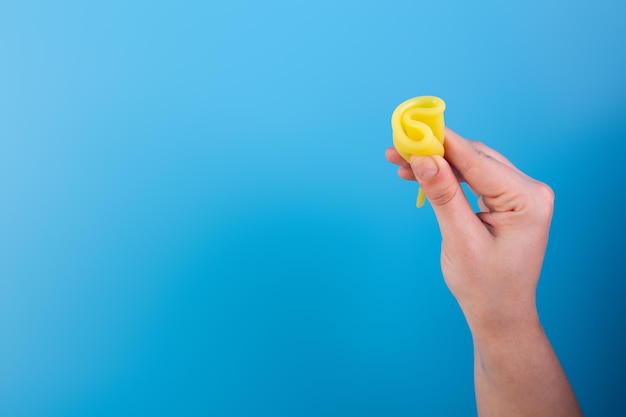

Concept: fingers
[[410, 155, 489, 242], [385, 147, 406, 166], [443, 129, 526, 212], [387, 147, 417, 180], [463, 136, 526, 178], [398, 165, 416, 180], [388, 145, 466, 183]]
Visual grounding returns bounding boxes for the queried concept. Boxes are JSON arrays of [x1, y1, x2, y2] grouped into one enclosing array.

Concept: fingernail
[[410, 156, 439, 180]]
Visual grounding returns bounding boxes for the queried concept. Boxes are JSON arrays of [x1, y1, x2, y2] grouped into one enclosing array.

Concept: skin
[[385, 128, 583, 417]]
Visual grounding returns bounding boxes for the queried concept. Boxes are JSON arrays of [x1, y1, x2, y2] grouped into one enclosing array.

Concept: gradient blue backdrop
[[1, 1, 625, 416]]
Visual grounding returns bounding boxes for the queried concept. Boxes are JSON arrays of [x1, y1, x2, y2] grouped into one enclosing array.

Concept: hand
[[386, 128, 582, 417], [386, 128, 553, 336]]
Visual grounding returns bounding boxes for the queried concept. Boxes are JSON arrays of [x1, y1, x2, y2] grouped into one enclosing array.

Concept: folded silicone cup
[[391, 96, 446, 207]]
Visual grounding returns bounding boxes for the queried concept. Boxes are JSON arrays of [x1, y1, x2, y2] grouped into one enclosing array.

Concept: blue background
[[1, 0, 625, 416]]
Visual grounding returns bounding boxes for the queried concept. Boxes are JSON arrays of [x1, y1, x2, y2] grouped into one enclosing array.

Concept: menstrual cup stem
[[416, 187, 426, 208]]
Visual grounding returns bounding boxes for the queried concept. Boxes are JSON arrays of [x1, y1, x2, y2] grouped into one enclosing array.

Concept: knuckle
[[428, 181, 459, 207], [531, 181, 555, 218], [535, 181, 555, 203], [467, 139, 483, 148], [456, 142, 490, 173], [468, 140, 491, 157]]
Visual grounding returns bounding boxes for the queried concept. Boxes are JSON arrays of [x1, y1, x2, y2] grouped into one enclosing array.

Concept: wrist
[[464, 303, 542, 347]]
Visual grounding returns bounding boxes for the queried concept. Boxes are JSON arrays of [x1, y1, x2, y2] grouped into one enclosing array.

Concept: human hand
[[385, 128, 554, 340], [386, 127, 583, 417]]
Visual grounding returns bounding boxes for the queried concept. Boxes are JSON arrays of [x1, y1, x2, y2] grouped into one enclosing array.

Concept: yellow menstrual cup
[[391, 96, 446, 208]]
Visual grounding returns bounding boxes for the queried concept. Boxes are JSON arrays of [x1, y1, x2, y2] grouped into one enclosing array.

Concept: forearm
[[472, 319, 583, 417]]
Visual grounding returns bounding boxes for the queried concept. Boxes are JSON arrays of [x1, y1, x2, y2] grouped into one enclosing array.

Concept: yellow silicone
[[391, 96, 446, 207]]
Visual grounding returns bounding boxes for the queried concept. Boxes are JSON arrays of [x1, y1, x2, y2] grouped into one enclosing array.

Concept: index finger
[[443, 128, 525, 210]]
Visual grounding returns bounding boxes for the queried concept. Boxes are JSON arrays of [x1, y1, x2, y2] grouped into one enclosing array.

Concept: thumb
[[410, 155, 486, 241]]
